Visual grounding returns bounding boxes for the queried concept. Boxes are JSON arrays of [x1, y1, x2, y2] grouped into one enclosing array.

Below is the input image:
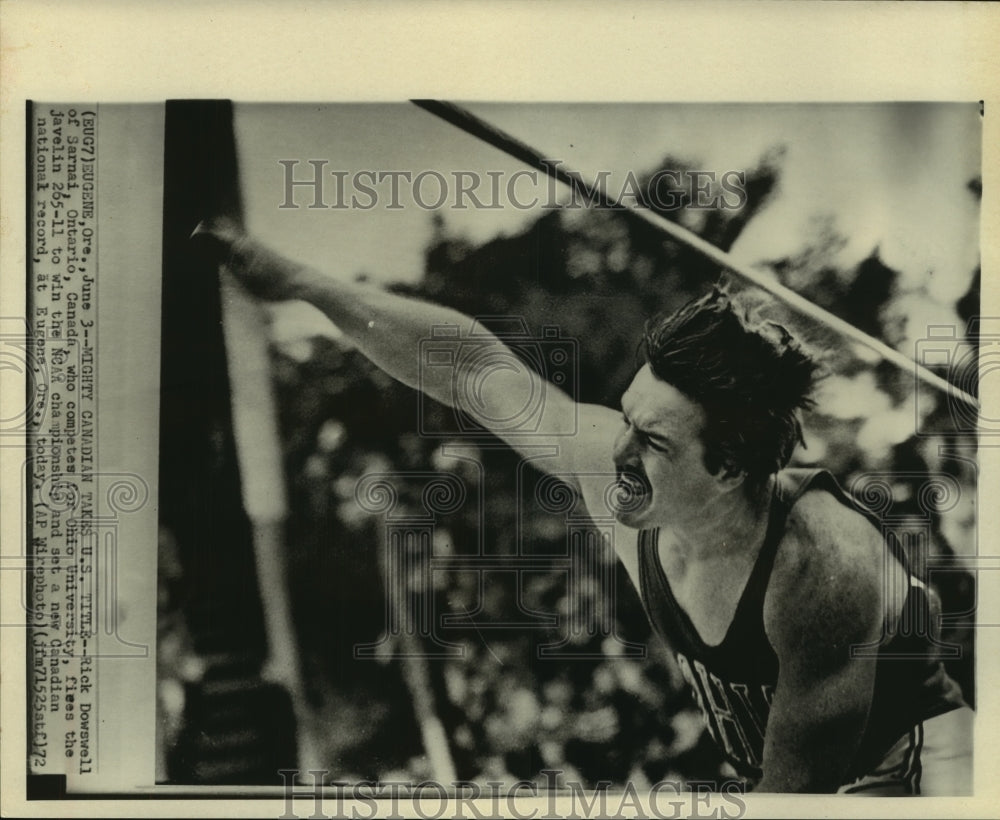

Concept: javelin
[[411, 99, 980, 412]]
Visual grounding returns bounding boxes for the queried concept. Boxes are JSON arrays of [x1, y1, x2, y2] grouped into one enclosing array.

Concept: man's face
[[611, 364, 730, 530]]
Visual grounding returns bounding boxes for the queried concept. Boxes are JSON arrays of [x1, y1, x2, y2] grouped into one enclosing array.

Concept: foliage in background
[[268, 149, 979, 785]]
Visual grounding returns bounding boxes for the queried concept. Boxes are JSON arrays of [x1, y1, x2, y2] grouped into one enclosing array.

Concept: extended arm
[[757, 492, 893, 792], [196, 221, 619, 495]]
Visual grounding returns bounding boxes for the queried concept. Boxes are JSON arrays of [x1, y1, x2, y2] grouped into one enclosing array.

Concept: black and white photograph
[[3, 4, 1000, 819], [154, 100, 983, 799]]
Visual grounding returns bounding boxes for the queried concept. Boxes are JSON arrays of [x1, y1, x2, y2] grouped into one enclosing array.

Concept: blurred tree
[[268, 143, 978, 784]]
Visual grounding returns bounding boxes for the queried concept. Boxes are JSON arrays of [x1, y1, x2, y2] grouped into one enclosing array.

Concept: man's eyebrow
[[619, 405, 674, 447]]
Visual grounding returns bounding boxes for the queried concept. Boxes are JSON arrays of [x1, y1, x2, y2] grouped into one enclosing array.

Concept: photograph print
[[155, 100, 980, 800]]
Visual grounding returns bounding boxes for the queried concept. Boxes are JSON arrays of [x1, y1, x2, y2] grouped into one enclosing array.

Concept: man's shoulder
[[763, 482, 886, 656], [777, 480, 884, 574]]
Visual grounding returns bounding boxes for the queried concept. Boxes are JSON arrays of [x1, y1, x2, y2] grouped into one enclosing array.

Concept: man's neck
[[663, 476, 774, 564]]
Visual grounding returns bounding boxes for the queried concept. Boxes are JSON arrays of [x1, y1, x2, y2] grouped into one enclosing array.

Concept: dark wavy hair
[[641, 286, 821, 499]]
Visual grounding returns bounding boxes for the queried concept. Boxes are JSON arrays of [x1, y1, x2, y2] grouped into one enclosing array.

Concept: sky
[[233, 103, 981, 345]]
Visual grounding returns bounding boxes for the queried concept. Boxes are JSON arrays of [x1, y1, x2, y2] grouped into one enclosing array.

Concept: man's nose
[[613, 425, 639, 464]]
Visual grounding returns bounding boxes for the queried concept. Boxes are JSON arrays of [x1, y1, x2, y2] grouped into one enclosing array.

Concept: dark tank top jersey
[[637, 468, 966, 784]]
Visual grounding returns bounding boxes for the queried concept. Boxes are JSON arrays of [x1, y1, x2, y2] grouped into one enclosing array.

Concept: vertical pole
[[162, 99, 320, 777]]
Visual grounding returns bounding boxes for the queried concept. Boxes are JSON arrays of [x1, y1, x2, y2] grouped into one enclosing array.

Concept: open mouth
[[612, 468, 651, 514]]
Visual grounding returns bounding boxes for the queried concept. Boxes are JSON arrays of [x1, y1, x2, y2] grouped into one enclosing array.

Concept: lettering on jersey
[[675, 653, 710, 724], [676, 651, 774, 770]]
